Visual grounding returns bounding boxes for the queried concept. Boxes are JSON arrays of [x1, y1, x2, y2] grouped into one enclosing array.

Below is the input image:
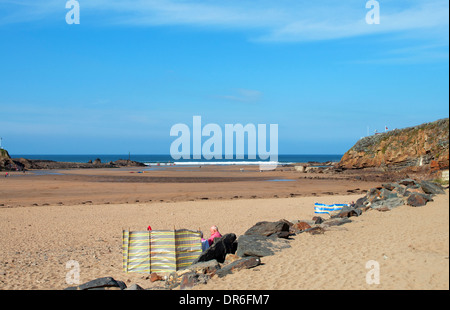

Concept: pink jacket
[[208, 232, 222, 246]]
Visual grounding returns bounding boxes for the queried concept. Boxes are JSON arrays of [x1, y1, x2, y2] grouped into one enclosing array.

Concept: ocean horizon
[[9, 154, 343, 166]]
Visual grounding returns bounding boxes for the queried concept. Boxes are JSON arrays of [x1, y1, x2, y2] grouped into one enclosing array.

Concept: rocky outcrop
[[355, 178, 445, 210], [193, 233, 237, 264], [0, 148, 10, 159], [1, 147, 146, 171], [0, 149, 16, 171], [235, 235, 291, 257], [338, 118, 449, 171], [2, 155, 146, 171], [243, 220, 291, 238]]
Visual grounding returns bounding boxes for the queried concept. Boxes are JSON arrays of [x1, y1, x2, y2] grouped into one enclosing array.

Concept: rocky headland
[[337, 118, 449, 173], [0, 150, 146, 171]]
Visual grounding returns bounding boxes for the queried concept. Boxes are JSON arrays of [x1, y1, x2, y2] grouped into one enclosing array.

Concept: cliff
[[0, 148, 13, 171], [338, 118, 449, 171], [0, 148, 11, 159]]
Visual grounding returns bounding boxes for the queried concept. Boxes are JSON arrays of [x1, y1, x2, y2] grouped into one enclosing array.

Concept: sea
[[10, 154, 343, 166]]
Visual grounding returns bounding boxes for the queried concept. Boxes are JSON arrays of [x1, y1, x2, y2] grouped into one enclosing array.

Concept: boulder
[[64, 277, 127, 290], [216, 257, 261, 278], [180, 272, 210, 290], [320, 217, 352, 228], [334, 206, 362, 218], [391, 185, 408, 197], [183, 259, 221, 275], [291, 221, 312, 232], [312, 216, 325, 224], [419, 180, 446, 195], [355, 196, 368, 209], [192, 233, 236, 264], [366, 188, 398, 204], [405, 185, 426, 195], [244, 220, 291, 238], [352, 178, 441, 210], [236, 235, 291, 258], [381, 182, 399, 191], [399, 178, 418, 187], [306, 226, 326, 235], [370, 197, 405, 211], [407, 193, 433, 207]]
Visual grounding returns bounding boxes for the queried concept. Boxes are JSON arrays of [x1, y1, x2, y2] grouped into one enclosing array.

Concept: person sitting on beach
[[208, 225, 222, 246], [199, 231, 210, 252], [147, 225, 152, 231]]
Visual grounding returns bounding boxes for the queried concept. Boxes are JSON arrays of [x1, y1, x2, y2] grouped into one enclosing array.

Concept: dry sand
[[0, 167, 448, 290]]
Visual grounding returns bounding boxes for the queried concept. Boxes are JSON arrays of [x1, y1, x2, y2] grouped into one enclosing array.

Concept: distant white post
[[0, 137, 3, 149]]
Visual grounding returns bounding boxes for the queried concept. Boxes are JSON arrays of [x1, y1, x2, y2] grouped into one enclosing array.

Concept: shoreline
[[3, 153, 342, 172]]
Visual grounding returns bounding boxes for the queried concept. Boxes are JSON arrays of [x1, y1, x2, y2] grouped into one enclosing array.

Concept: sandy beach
[[0, 165, 381, 208], [0, 166, 448, 290]]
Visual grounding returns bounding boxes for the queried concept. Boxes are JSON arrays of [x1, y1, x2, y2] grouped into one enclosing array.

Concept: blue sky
[[0, 0, 448, 155]]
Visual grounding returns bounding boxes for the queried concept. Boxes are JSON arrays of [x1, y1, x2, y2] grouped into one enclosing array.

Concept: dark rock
[[391, 185, 408, 197], [399, 178, 418, 187], [381, 182, 399, 191], [419, 180, 446, 195], [216, 257, 261, 278], [113, 159, 146, 167], [320, 217, 352, 228], [366, 188, 397, 203], [407, 193, 433, 207], [381, 189, 398, 199], [334, 206, 362, 218], [312, 216, 324, 224], [292, 221, 311, 232], [192, 233, 236, 264], [306, 226, 326, 235], [64, 277, 127, 290], [278, 219, 294, 227], [180, 272, 210, 290], [355, 196, 368, 208], [184, 260, 221, 275], [371, 197, 405, 210], [244, 220, 290, 238], [236, 235, 291, 258], [276, 231, 291, 238]]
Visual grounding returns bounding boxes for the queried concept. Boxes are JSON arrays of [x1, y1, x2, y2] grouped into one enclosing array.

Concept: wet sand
[[0, 165, 379, 208]]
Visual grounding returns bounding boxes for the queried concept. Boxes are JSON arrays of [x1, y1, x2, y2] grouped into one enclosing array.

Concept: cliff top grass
[[350, 118, 449, 154], [1, 148, 11, 159]]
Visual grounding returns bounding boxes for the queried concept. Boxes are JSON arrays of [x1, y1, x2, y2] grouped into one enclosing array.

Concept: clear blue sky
[[0, 0, 448, 155]]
